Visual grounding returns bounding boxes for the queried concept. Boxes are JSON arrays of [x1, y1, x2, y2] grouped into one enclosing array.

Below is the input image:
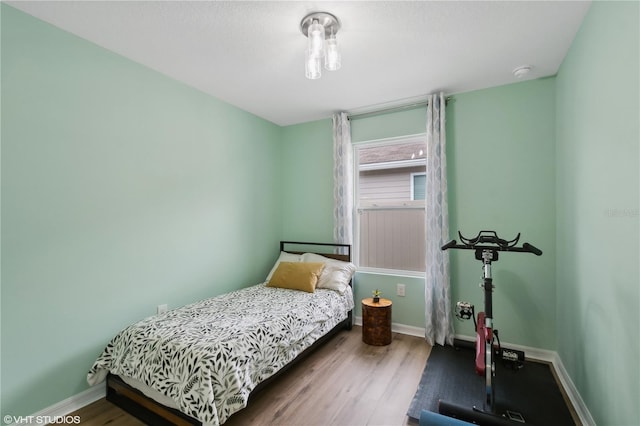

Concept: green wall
[[1, 5, 283, 417], [351, 107, 427, 143], [555, 2, 639, 424], [281, 119, 335, 242], [447, 79, 557, 349]]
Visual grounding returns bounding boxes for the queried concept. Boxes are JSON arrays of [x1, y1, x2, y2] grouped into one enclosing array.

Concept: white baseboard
[[551, 352, 597, 426], [453, 333, 556, 363], [15, 385, 105, 425], [354, 315, 426, 338], [392, 322, 426, 337]]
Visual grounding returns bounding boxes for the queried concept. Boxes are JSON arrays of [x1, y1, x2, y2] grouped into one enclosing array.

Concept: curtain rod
[[347, 96, 452, 121]]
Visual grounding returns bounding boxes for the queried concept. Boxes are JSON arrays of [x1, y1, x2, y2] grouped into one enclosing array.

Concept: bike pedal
[[506, 410, 525, 423], [455, 301, 474, 320]]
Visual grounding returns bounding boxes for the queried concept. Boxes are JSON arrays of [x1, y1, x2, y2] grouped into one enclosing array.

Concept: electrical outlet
[[397, 283, 406, 297], [157, 304, 168, 314]]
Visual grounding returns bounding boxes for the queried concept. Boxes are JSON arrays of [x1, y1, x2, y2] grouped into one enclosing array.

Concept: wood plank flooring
[[70, 326, 431, 426]]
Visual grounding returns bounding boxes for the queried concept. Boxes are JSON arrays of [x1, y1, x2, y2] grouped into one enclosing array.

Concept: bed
[[87, 241, 355, 426]]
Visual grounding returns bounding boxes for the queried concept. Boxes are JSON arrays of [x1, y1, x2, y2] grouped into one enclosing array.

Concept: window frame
[[353, 133, 427, 277]]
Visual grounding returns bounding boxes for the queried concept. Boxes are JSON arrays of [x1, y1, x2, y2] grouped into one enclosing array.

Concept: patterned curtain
[[424, 93, 454, 346], [332, 112, 353, 247]]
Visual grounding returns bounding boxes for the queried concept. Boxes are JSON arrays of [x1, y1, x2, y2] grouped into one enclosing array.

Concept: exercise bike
[[440, 230, 542, 424]]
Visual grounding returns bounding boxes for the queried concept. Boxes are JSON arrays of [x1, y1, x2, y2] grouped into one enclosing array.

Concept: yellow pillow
[[266, 262, 325, 293]]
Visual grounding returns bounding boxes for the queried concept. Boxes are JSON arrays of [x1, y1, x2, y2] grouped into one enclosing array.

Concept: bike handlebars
[[522, 242, 543, 256], [442, 230, 542, 256]]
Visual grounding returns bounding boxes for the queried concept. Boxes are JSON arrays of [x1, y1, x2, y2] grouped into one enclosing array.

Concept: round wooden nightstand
[[362, 297, 392, 346]]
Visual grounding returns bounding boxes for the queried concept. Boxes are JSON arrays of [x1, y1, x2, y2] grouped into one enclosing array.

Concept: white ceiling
[[7, 1, 592, 126]]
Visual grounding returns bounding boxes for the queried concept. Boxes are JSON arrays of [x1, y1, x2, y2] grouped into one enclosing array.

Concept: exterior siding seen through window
[[355, 136, 426, 273]]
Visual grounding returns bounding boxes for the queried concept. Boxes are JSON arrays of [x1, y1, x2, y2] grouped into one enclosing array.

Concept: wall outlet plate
[[157, 304, 168, 314], [397, 283, 406, 297]]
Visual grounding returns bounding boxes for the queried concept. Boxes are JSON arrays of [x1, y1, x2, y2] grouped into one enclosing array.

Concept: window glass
[[412, 173, 426, 200], [355, 135, 426, 273]]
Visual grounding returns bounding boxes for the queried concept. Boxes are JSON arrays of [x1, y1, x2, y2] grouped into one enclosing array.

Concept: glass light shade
[[308, 20, 325, 58], [324, 36, 341, 71], [305, 49, 321, 79]]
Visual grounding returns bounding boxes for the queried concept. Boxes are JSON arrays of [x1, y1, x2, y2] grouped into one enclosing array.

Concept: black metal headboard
[[279, 241, 352, 263]]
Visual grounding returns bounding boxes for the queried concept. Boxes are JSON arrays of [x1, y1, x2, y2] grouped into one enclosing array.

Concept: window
[[354, 134, 426, 274], [412, 173, 426, 200]]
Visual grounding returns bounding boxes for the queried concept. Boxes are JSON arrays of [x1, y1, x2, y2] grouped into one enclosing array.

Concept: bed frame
[[106, 241, 353, 425]]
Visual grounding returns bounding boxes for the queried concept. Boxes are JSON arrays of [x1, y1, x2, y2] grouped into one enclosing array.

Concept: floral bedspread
[[87, 283, 354, 425]]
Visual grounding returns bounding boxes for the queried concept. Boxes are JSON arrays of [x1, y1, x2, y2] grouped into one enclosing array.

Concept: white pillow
[[301, 252, 356, 294], [265, 251, 303, 282]]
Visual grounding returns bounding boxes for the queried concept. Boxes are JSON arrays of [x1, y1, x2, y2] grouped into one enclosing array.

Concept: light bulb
[[308, 19, 325, 58], [324, 34, 341, 71], [305, 49, 321, 79]]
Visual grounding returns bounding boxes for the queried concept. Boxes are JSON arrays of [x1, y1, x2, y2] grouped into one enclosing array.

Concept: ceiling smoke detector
[[513, 65, 532, 79]]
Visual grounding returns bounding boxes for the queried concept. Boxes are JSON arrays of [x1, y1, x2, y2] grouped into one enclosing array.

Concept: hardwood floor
[[68, 399, 145, 426], [71, 326, 431, 426]]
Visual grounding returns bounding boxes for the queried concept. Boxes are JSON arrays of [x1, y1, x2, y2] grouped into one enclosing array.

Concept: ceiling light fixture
[[300, 12, 341, 80]]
